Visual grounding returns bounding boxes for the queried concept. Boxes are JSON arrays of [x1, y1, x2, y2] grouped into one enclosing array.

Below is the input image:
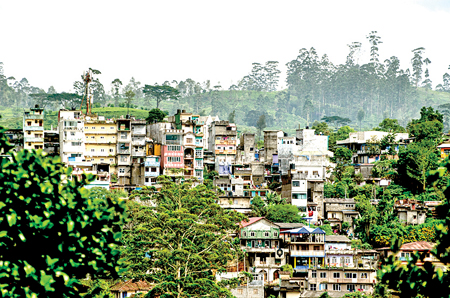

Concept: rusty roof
[[400, 241, 435, 251], [110, 280, 152, 292], [239, 217, 264, 228]]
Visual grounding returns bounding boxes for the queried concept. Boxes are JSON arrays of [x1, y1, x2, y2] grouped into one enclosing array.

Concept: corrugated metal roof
[[325, 235, 351, 242], [110, 280, 152, 292], [239, 217, 264, 228], [401, 241, 435, 251]]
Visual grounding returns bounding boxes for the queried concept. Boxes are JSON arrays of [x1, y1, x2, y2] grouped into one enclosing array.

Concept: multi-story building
[[394, 199, 428, 225], [239, 217, 287, 283], [148, 122, 184, 178], [84, 116, 117, 185], [116, 117, 132, 185], [236, 133, 256, 165], [198, 115, 220, 151], [43, 129, 59, 156], [324, 198, 359, 231], [4, 129, 23, 152], [337, 131, 409, 164], [144, 141, 161, 186], [208, 120, 237, 176], [23, 105, 44, 150], [130, 120, 147, 185], [263, 130, 283, 165], [217, 195, 252, 214], [58, 109, 85, 164], [280, 226, 326, 274]]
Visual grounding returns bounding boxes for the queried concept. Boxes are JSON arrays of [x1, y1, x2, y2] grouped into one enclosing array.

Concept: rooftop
[[325, 235, 351, 243], [275, 222, 305, 229], [110, 280, 152, 292], [324, 198, 356, 203], [401, 241, 435, 251], [239, 217, 264, 228]]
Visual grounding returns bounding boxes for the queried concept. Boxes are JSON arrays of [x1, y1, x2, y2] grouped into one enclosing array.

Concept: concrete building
[[324, 198, 359, 231], [337, 131, 409, 164], [147, 122, 184, 178], [58, 110, 85, 164], [4, 129, 23, 152], [237, 133, 256, 165], [208, 120, 237, 175], [217, 195, 252, 214], [43, 129, 59, 156], [239, 218, 288, 283], [263, 130, 283, 164], [131, 120, 147, 185], [117, 117, 132, 185], [198, 115, 219, 151], [23, 105, 44, 150], [394, 199, 427, 225]]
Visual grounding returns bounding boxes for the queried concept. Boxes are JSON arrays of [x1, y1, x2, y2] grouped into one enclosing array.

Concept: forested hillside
[[2, 31, 450, 133]]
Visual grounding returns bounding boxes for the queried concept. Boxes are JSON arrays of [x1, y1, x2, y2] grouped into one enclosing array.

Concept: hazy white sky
[[0, 0, 449, 93]]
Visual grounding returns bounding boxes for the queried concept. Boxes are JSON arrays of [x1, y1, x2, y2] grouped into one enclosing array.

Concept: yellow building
[[84, 118, 117, 173], [23, 105, 44, 150]]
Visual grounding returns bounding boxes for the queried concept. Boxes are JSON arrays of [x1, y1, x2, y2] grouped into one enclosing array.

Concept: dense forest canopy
[[1, 31, 450, 133]]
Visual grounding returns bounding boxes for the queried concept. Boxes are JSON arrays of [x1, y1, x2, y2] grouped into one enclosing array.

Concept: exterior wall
[[263, 130, 283, 164], [308, 268, 376, 293], [59, 110, 86, 164], [161, 145, 184, 175], [23, 107, 44, 150]]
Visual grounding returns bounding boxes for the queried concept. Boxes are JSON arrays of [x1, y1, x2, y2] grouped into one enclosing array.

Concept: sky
[[0, 0, 449, 93]]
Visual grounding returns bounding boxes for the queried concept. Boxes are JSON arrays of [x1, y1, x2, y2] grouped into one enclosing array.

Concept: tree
[[411, 47, 425, 88], [354, 194, 378, 241], [228, 110, 236, 124], [378, 162, 450, 297], [407, 106, 443, 144], [146, 108, 167, 124], [256, 114, 266, 140], [143, 84, 180, 109], [0, 129, 126, 297], [120, 181, 246, 298], [357, 109, 365, 131], [123, 90, 135, 115], [374, 118, 406, 133], [266, 204, 305, 223], [111, 78, 122, 107]]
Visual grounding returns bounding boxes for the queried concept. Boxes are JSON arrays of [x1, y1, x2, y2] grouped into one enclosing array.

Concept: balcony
[[132, 151, 146, 157], [24, 114, 44, 120], [24, 137, 44, 142], [145, 160, 160, 167], [118, 160, 131, 166], [85, 139, 116, 144], [132, 139, 146, 146], [118, 149, 130, 154], [166, 140, 182, 145], [290, 250, 325, 257], [24, 126, 44, 131], [145, 171, 159, 177], [235, 168, 252, 175]]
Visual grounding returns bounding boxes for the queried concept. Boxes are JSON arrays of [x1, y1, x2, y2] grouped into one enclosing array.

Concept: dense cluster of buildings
[[4, 106, 443, 297]]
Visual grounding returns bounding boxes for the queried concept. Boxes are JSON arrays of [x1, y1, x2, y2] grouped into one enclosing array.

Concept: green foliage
[[266, 204, 305, 223], [142, 84, 180, 109], [120, 180, 245, 297], [374, 118, 406, 133], [319, 292, 332, 298], [146, 108, 167, 124], [280, 264, 293, 277], [250, 196, 267, 217], [0, 129, 126, 297], [407, 106, 444, 144]]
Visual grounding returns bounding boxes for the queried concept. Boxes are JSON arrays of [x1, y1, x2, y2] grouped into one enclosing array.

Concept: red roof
[[400, 241, 435, 251], [239, 217, 264, 228], [110, 280, 152, 292]]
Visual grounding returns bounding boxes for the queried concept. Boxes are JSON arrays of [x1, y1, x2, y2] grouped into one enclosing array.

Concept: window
[[101, 126, 105, 129], [195, 149, 202, 157], [100, 149, 105, 152], [119, 168, 125, 173], [91, 127, 95, 129], [91, 148, 95, 152], [110, 127, 114, 129], [237, 289, 243, 295], [345, 273, 356, 279], [186, 138, 193, 144], [311, 270, 317, 278], [253, 289, 258, 295], [71, 142, 81, 146], [361, 273, 368, 279], [264, 232, 269, 237], [167, 156, 181, 163], [313, 171, 319, 176], [216, 137, 221, 140], [243, 231, 247, 237], [345, 258, 350, 264], [100, 136, 105, 139], [121, 132, 127, 139], [85, 127, 88, 129], [359, 285, 368, 290], [320, 272, 327, 278], [145, 177, 149, 183], [27, 121, 31, 126], [91, 136, 95, 139], [110, 159, 114, 162], [293, 181, 300, 187], [319, 283, 328, 290], [70, 132, 75, 136], [274, 232, 278, 237], [250, 232, 255, 237], [120, 156, 127, 162], [229, 146, 233, 150], [168, 145, 181, 151], [347, 284, 355, 292], [333, 272, 340, 279], [100, 158, 104, 162], [28, 131, 31, 135], [333, 284, 341, 291], [310, 284, 316, 291]]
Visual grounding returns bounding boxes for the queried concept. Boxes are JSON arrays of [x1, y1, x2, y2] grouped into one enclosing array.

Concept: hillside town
[[2, 105, 446, 298]]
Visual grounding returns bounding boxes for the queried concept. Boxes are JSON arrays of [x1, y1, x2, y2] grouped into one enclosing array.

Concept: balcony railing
[[290, 250, 325, 257], [145, 172, 159, 177], [166, 140, 181, 145], [24, 137, 44, 142], [24, 126, 44, 131], [132, 140, 146, 146], [24, 114, 44, 120], [132, 151, 146, 157], [145, 161, 160, 167]]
